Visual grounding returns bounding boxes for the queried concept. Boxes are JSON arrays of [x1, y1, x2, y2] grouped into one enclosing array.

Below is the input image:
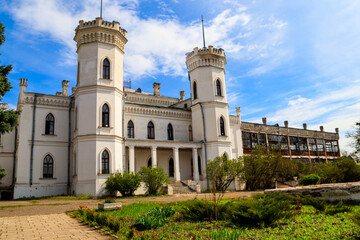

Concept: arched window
[[188, 125, 193, 141], [102, 150, 110, 174], [147, 158, 152, 168], [220, 116, 225, 136], [103, 58, 110, 79], [102, 104, 109, 127], [216, 79, 222, 96], [167, 123, 174, 140], [198, 156, 202, 175], [169, 158, 174, 177], [43, 155, 53, 178], [147, 121, 155, 139], [45, 113, 55, 135], [127, 120, 134, 138], [193, 81, 197, 99]]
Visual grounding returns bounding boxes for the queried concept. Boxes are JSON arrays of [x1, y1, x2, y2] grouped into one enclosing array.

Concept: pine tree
[[0, 21, 20, 134]]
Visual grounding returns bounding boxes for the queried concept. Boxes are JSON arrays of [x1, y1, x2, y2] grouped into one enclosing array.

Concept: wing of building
[[0, 18, 340, 199]]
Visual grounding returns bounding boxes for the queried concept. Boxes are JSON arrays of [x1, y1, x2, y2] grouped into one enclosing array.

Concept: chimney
[[303, 123, 307, 130], [320, 126, 324, 132], [18, 78, 28, 106], [335, 128, 339, 134], [0, 103, 8, 111], [284, 121, 288, 128], [72, 87, 76, 95], [236, 107, 241, 117], [262, 117, 267, 125], [62, 80, 70, 96], [180, 90, 185, 100], [153, 82, 160, 96]]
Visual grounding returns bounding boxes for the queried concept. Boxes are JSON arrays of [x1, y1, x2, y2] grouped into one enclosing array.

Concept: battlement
[[19, 78, 28, 87], [76, 17, 127, 37], [186, 46, 226, 71], [186, 46, 225, 60]]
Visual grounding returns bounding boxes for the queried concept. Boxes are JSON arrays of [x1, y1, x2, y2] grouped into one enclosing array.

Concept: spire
[[202, 15, 206, 49], [100, 0, 103, 18]]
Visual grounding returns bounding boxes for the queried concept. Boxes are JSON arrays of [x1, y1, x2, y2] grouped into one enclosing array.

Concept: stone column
[[192, 148, 199, 181], [173, 147, 180, 181], [151, 146, 157, 168], [129, 146, 135, 173]]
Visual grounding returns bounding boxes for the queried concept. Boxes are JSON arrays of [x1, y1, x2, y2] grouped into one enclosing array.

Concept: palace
[[0, 17, 340, 199]]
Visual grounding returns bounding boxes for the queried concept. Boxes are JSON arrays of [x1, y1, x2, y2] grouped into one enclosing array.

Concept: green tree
[[105, 171, 142, 197], [139, 166, 170, 195], [0, 168, 6, 180], [347, 121, 360, 160], [0, 21, 20, 134]]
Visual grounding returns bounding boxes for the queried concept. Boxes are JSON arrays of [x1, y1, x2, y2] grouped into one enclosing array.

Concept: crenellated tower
[[73, 17, 127, 196], [186, 46, 232, 163]]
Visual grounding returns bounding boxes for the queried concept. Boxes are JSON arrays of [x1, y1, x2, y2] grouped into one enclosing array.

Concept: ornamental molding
[[125, 93, 179, 106], [25, 95, 72, 108], [125, 105, 191, 119]]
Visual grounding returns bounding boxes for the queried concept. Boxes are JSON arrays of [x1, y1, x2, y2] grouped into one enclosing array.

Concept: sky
[[0, 0, 359, 152]]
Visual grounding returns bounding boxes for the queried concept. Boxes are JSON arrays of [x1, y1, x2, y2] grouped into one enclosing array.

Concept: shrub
[[299, 174, 320, 186], [227, 193, 294, 227], [351, 211, 360, 226], [324, 201, 352, 215], [105, 171, 142, 197], [138, 166, 170, 195], [104, 198, 115, 203], [0, 168, 6, 180], [134, 205, 175, 230], [291, 195, 326, 212]]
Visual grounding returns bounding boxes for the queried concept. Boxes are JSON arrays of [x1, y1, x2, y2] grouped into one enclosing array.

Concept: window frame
[[167, 123, 174, 140], [169, 158, 174, 177], [220, 116, 225, 136], [102, 104, 110, 127], [147, 121, 155, 139], [216, 79, 222, 96], [127, 120, 134, 138], [101, 150, 110, 174], [103, 58, 110, 80], [193, 81, 198, 100], [43, 154, 54, 178], [45, 113, 55, 135]]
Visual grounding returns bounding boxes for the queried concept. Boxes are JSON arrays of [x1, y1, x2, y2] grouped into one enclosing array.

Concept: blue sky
[[0, 0, 359, 152]]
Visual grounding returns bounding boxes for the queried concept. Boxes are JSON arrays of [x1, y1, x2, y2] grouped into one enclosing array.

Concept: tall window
[[45, 113, 55, 135], [102, 150, 109, 174], [220, 116, 225, 136], [198, 156, 202, 175], [102, 104, 109, 127], [188, 125, 193, 141], [43, 155, 53, 178], [103, 58, 110, 79], [127, 120, 134, 138], [147, 158, 152, 167], [169, 158, 174, 177], [167, 123, 174, 140], [147, 121, 155, 139], [193, 81, 197, 99], [216, 79, 222, 96]]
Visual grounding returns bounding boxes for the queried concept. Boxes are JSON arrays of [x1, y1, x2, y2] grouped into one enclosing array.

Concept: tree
[[347, 121, 360, 161], [0, 168, 6, 180], [0, 21, 20, 134], [206, 155, 243, 220], [138, 166, 170, 195], [105, 171, 142, 197]]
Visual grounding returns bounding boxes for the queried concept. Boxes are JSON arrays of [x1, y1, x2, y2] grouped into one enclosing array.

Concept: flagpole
[[202, 16, 206, 48], [100, 0, 103, 18]]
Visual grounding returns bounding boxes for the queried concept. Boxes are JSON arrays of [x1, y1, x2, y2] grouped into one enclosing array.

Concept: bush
[[0, 168, 6, 180], [227, 193, 294, 227], [105, 171, 142, 197], [291, 195, 326, 212], [135, 205, 175, 230], [138, 166, 170, 195], [351, 211, 360, 226], [324, 201, 352, 215], [299, 174, 320, 186], [104, 198, 115, 203]]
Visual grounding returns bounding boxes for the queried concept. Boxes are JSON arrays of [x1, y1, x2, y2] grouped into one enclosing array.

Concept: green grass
[[0, 203, 70, 209], [70, 201, 360, 240]]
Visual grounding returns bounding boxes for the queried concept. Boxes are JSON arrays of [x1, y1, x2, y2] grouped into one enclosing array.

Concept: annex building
[[0, 17, 340, 199]]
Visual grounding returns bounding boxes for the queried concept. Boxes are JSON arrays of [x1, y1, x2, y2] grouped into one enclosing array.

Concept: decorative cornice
[[229, 115, 239, 124], [25, 95, 72, 108], [125, 105, 191, 119], [186, 46, 226, 71], [125, 93, 179, 106]]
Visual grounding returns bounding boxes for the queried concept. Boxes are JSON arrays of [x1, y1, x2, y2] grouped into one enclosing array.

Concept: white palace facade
[[0, 18, 340, 199]]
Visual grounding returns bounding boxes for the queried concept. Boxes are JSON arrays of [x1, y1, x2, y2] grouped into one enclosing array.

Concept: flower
[[134, 231, 138, 234], [212, 199, 215, 201], [171, 203, 173, 206], [154, 235, 158, 237], [159, 204, 162, 206], [109, 217, 112, 220], [231, 198, 235, 200], [126, 207, 129, 209]]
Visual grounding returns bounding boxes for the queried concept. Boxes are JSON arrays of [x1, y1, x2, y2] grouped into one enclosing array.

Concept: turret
[[17, 78, 28, 110]]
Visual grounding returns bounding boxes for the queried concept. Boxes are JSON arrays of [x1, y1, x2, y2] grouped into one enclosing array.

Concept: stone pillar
[[192, 148, 199, 182], [173, 147, 180, 181], [129, 146, 135, 173], [151, 146, 157, 168]]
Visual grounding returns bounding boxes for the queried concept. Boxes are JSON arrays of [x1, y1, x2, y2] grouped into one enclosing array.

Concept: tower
[[73, 17, 128, 196], [186, 46, 232, 162]]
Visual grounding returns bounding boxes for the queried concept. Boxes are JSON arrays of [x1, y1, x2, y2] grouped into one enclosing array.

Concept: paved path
[[0, 191, 262, 239]]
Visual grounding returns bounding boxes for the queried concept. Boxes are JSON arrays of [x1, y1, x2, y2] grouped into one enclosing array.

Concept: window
[[184, 104, 187, 109], [167, 123, 174, 140], [242, 132, 251, 149], [127, 120, 134, 138], [188, 125, 193, 141], [198, 156, 202, 175], [147, 121, 155, 139], [75, 107, 78, 130], [102, 150, 110, 174], [169, 158, 174, 177], [102, 104, 109, 127], [43, 155, 53, 178], [76, 62, 80, 85], [45, 113, 55, 135], [216, 79, 222, 96], [103, 58, 110, 79], [193, 81, 197, 99], [316, 139, 324, 152], [220, 117, 225, 136], [147, 158, 152, 168]]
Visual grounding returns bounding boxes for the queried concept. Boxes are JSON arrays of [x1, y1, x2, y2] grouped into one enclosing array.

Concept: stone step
[[169, 181, 196, 194]]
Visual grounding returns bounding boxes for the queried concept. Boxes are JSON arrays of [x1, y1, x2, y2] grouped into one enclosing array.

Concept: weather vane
[[202, 16, 206, 48]]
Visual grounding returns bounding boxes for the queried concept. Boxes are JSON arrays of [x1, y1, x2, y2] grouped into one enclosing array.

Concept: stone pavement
[[0, 213, 110, 240]]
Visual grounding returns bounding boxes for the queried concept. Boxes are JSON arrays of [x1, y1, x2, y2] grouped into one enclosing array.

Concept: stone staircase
[[169, 181, 197, 194]]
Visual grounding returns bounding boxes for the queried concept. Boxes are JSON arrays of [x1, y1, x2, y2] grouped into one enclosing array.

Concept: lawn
[[69, 197, 360, 240]]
